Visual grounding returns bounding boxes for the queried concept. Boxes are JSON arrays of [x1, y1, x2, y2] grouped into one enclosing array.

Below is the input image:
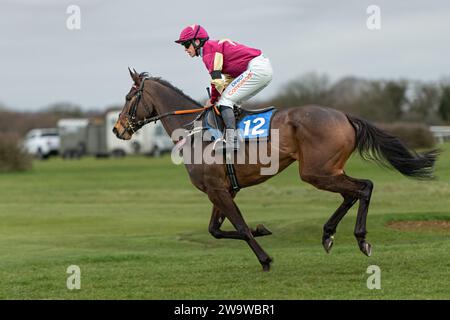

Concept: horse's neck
[[149, 81, 201, 137]]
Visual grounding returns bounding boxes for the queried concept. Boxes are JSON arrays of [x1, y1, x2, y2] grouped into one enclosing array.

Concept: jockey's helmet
[[175, 24, 209, 53]]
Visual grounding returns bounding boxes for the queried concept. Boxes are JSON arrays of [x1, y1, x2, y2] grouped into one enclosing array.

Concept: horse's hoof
[[322, 236, 334, 253], [256, 224, 272, 236], [359, 241, 372, 257], [262, 263, 271, 272], [261, 256, 273, 272]]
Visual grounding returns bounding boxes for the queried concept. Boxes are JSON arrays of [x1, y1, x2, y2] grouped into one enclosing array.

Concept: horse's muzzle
[[112, 126, 120, 138], [113, 125, 131, 140]]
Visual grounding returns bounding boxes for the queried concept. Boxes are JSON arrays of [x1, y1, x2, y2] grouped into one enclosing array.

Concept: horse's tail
[[346, 114, 440, 179]]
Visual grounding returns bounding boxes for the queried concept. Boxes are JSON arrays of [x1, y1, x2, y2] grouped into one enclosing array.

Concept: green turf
[[0, 143, 449, 299]]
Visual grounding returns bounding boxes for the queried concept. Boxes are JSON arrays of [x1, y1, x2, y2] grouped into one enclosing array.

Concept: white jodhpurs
[[218, 54, 273, 109]]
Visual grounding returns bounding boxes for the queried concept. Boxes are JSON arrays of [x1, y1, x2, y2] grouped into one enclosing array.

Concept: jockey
[[175, 24, 273, 150]]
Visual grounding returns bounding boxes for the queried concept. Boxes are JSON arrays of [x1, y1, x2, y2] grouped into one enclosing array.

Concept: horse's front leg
[[208, 205, 272, 239], [207, 189, 273, 271]]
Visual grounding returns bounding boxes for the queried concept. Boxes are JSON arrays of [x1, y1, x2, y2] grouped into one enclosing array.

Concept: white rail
[[430, 126, 450, 143]]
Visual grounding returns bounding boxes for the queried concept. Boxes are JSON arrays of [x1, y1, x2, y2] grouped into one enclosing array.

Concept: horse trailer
[[57, 118, 89, 158], [58, 111, 172, 158], [86, 111, 172, 157]]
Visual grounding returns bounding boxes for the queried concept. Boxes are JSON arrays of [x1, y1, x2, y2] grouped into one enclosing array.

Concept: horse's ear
[[128, 67, 140, 85], [128, 67, 134, 79]]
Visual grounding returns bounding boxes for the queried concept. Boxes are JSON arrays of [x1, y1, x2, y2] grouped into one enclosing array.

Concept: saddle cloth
[[202, 106, 276, 141]]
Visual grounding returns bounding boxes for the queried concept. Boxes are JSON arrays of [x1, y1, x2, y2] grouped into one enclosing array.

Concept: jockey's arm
[[209, 52, 234, 104], [210, 52, 225, 92]]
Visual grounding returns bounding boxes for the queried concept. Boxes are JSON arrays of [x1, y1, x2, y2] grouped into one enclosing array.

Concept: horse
[[113, 69, 439, 271]]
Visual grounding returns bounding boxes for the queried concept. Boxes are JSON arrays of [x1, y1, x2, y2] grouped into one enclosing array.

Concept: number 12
[[243, 117, 266, 136]]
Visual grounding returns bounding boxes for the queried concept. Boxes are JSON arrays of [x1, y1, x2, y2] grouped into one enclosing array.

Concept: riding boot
[[219, 105, 240, 151]]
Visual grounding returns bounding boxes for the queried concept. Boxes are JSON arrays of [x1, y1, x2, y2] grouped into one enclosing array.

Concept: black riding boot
[[219, 105, 240, 151]]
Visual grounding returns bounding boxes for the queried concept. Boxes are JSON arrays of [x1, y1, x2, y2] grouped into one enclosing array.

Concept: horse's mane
[[148, 75, 202, 107]]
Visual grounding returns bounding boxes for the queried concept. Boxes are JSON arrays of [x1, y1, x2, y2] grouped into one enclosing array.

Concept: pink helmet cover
[[175, 24, 209, 43]]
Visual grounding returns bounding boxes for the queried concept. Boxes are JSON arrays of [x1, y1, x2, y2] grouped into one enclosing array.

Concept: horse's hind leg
[[208, 205, 272, 240], [354, 178, 373, 256], [322, 194, 357, 253], [300, 173, 374, 256]]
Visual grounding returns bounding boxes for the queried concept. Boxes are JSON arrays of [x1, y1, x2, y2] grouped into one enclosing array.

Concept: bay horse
[[113, 69, 438, 271]]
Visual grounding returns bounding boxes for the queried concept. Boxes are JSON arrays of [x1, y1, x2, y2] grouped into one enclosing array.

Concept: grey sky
[[1, 0, 449, 111]]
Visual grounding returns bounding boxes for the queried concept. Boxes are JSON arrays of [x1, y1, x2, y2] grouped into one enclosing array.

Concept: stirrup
[[214, 134, 240, 151], [212, 137, 226, 150]]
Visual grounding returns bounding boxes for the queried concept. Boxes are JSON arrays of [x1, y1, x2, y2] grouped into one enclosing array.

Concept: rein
[[136, 105, 216, 127], [127, 77, 220, 129]]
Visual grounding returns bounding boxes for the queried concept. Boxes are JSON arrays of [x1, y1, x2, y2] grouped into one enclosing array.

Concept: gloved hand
[[205, 98, 214, 108]]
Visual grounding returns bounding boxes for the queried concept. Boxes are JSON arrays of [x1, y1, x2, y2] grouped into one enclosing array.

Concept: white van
[[23, 128, 60, 159]]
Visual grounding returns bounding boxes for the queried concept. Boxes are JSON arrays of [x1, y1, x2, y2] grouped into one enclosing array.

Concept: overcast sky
[[1, 0, 449, 111]]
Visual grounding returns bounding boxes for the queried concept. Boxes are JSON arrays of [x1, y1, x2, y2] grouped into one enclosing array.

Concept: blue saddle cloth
[[203, 107, 275, 141]]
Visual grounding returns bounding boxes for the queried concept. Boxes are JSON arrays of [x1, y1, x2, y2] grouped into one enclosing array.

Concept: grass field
[[1, 143, 450, 300]]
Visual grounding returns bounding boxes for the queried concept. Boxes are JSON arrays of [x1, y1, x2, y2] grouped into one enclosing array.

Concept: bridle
[[123, 76, 155, 134], [122, 76, 218, 133]]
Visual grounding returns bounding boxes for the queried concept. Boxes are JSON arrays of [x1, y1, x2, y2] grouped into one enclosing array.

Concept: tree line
[[1, 73, 449, 139], [264, 72, 450, 125]]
